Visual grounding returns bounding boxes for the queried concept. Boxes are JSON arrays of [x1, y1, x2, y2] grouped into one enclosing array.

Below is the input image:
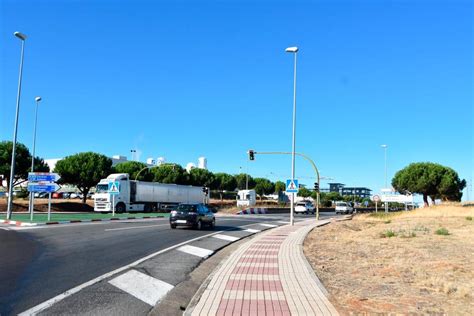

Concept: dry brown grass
[[304, 205, 474, 315]]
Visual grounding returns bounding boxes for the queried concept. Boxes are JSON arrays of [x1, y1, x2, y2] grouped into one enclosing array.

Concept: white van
[[335, 201, 354, 214]]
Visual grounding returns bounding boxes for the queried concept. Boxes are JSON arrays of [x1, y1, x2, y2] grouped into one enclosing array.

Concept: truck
[[236, 189, 257, 207], [94, 173, 207, 213]]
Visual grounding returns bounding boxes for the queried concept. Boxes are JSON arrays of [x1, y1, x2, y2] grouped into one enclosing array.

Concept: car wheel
[[170, 224, 176, 229]]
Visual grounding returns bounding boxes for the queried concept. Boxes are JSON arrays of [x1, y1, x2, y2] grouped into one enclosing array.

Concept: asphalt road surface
[[0, 213, 334, 315]]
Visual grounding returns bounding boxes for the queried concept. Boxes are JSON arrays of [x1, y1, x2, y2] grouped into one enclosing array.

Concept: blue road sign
[[286, 179, 299, 193], [108, 181, 120, 195], [28, 172, 60, 182], [28, 183, 60, 193]]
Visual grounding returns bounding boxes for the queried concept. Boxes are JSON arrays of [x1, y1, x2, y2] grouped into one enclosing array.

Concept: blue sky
[[1, 0, 473, 199]]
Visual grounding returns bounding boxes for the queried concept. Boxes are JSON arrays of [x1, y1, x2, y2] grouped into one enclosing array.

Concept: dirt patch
[[0, 198, 94, 213], [304, 205, 474, 315]]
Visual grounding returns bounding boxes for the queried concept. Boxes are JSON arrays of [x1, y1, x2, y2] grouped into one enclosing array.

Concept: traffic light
[[202, 187, 209, 195], [248, 150, 255, 161], [314, 182, 319, 192]]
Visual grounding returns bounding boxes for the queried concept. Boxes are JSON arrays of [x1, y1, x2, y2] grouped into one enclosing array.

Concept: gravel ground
[[304, 205, 474, 315]]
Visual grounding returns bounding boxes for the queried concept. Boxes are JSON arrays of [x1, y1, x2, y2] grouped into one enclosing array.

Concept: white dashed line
[[212, 234, 240, 242], [177, 245, 214, 258], [108, 270, 173, 306]]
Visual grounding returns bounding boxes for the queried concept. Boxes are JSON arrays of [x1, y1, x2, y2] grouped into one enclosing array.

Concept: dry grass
[[304, 204, 474, 315]]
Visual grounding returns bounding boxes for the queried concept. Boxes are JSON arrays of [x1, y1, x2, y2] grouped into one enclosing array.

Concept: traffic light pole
[[252, 151, 321, 220]]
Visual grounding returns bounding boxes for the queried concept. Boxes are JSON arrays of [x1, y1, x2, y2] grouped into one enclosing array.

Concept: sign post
[[373, 195, 380, 213], [108, 181, 120, 217], [27, 172, 61, 222]]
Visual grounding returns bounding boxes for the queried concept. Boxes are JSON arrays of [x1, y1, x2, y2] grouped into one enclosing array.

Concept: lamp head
[[285, 46, 299, 53], [35, 96, 42, 102], [14, 32, 27, 41], [381, 144, 387, 148]]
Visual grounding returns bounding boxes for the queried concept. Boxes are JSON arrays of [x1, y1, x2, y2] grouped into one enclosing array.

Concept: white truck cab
[[237, 189, 257, 207]]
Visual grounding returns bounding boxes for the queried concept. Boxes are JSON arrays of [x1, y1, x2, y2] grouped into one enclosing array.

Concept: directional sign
[[286, 179, 299, 193], [28, 182, 60, 193], [28, 172, 61, 183], [108, 181, 120, 195]]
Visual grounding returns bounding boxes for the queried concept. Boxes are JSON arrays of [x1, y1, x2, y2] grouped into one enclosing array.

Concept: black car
[[170, 203, 215, 229]]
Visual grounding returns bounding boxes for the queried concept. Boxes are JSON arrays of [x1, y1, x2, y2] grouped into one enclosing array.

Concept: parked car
[[69, 193, 80, 199], [170, 203, 215, 229], [62, 192, 71, 199], [34, 192, 49, 198], [295, 201, 315, 214], [335, 201, 354, 214], [52, 192, 64, 199]]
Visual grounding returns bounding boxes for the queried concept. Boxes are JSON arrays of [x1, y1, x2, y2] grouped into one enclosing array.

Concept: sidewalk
[[187, 219, 339, 316]]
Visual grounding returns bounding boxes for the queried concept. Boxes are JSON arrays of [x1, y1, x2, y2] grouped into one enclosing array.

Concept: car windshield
[[336, 202, 347, 206], [177, 204, 198, 212], [96, 184, 109, 193], [296, 203, 306, 206]]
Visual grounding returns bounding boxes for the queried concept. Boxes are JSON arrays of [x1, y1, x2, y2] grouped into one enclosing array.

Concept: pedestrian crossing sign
[[286, 179, 299, 193], [108, 181, 120, 195]]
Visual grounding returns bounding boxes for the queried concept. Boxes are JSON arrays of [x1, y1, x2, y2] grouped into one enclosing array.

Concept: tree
[[274, 181, 286, 193], [54, 152, 112, 203], [189, 168, 215, 187], [114, 161, 153, 181], [213, 173, 237, 200], [0, 141, 49, 191], [392, 162, 466, 206], [151, 164, 189, 185], [235, 173, 255, 190], [253, 178, 275, 200], [297, 187, 312, 198]]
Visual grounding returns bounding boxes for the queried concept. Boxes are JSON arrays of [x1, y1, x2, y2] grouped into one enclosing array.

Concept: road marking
[[18, 222, 274, 315], [104, 224, 169, 231], [178, 245, 214, 258], [259, 223, 277, 227], [244, 228, 260, 233], [109, 270, 173, 306], [212, 234, 240, 242]]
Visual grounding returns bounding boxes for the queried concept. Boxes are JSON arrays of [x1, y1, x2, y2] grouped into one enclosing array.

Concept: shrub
[[435, 227, 450, 236], [380, 229, 397, 238], [466, 216, 473, 221]]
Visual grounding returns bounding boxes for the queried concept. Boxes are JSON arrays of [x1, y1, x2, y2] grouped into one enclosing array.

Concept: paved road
[[0, 213, 334, 315]]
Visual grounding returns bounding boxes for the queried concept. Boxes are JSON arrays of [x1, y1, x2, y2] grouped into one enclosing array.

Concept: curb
[[0, 215, 165, 227], [236, 208, 267, 215]]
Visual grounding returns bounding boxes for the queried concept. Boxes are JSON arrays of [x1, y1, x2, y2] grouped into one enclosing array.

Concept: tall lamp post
[[7, 31, 27, 220], [28, 96, 42, 220], [286, 46, 298, 226], [381, 144, 388, 213]]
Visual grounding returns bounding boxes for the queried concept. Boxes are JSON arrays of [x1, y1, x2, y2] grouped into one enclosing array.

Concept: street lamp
[[28, 96, 42, 219], [7, 31, 27, 220], [286, 46, 298, 226], [381, 144, 388, 213]]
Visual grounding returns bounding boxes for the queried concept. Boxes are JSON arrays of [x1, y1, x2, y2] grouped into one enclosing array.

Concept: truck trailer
[[94, 173, 207, 213]]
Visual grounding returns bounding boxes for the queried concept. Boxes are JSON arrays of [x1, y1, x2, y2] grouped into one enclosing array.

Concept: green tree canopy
[[213, 173, 237, 191], [54, 152, 112, 203], [189, 168, 215, 187], [114, 161, 153, 181], [274, 181, 286, 193], [151, 164, 189, 185], [392, 162, 466, 206], [254, 178, 275, 200], [0, 141, 49, 191], [297, 187, 312, 198], [235, 173, 255, 190]]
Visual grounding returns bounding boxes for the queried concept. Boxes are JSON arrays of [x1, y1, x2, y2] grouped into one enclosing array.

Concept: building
[[328, 183, 372, 198]]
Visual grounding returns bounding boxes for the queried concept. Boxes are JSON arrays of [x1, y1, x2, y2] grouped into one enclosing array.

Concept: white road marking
[[18, 222, 276, 315], [177, 245, 214, 258], [104, 224, 169, 231], [212, 234, 239, 242], [244, 228, 260, 233], [109, 270, 173, 306], [259, 223, 277, 227]]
